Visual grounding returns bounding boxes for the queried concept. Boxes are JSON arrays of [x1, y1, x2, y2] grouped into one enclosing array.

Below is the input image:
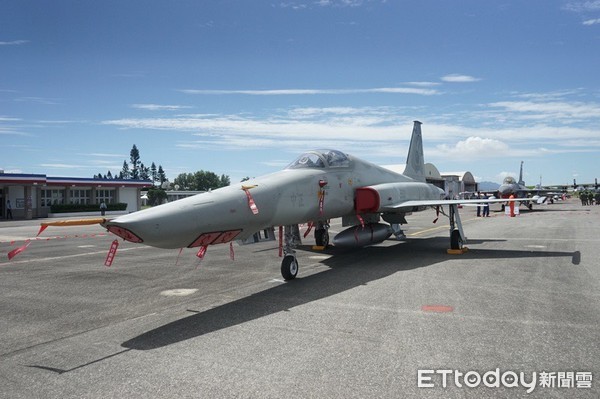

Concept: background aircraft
[[21, 122, 514, 280], [495, 161, 564, 209]]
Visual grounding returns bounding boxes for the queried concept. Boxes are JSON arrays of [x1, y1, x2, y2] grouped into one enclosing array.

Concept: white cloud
[[435, 137, 510, 159], [440, 74, 482, 83], [405, 81, 442, 87], [84, 153, 125, 158], [511, 89, 584, 101], [497, 171, 518, 182], [39, 163, 84, 169], [564, 1, 600, 12], [280, 0, 372, 8], [488, 100, 600, 120], [14, 97, 61, 105], [101, 100, 600, 160], [180, 87, 439, 96], [131, 104, 192, 111], [0, 40, 29, 46], [583, 18, 600, 24]]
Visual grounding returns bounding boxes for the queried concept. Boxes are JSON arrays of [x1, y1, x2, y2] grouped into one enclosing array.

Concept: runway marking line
[[406, 217, 479, 237]]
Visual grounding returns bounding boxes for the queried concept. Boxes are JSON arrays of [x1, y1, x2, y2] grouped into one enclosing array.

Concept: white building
[[1, 173, 152, 219]]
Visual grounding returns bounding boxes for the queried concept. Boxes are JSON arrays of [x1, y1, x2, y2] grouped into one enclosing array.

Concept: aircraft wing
[[382, 198, 513, 211]]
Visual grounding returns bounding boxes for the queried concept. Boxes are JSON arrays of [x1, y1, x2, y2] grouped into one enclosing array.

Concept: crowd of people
[[580, 191, 600, 206]]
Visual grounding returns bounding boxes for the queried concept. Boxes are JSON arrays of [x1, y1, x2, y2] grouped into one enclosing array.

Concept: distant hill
[[478, 181, 500, 191]]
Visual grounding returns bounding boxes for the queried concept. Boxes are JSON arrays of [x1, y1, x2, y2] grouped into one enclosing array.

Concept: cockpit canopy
[[286, 149, 351, 169], [503, 176, 516, 185]]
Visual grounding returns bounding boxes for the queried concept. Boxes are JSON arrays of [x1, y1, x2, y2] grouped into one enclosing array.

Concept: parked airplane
[[496, 161, 561, 209], [15, 121, 515, 280]]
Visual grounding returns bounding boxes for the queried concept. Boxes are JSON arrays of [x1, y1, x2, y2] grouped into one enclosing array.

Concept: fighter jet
[[497, 161, 561, 209], [23, 121, 514, 280]]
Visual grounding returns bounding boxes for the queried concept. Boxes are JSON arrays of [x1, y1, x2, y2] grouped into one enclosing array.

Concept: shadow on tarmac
[[122, 237, 580, 351]]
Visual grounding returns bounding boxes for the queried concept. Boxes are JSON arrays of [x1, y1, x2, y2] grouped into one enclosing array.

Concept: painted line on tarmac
[[407, 217, 479, 237]]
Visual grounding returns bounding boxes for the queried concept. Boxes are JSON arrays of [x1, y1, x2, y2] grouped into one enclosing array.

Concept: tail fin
[[403, 121, 426, 182], [518, 161, 524, 185]]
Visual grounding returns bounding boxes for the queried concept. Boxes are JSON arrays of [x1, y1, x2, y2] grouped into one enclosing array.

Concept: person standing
[[6, 199, 13, 219], [100, 201, 107, 216], [483, 194, 490, 217], [476, 192, 482, 217]]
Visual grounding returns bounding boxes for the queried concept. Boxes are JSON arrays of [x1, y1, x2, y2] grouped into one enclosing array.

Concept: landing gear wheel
[[281, 255, 298, 280], [315, 229, 329, 247], [450, 229, 463, 250]]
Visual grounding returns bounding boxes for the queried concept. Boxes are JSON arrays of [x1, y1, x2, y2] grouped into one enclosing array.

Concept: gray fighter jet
[[497, 161, 562, 209], [31, 121, 513, 280]]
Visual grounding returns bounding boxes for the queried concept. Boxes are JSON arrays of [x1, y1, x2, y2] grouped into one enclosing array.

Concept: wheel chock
[[447, 247, 469, 255], [312, 245, 326, 251]]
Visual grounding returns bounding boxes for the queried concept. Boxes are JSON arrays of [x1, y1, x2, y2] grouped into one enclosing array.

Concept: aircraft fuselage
[[104, 152, 444, 249]]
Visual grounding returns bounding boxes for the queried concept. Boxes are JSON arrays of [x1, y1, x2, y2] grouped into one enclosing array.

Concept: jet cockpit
[[286, 149, 351, 169], [503, 176, 517, 185]]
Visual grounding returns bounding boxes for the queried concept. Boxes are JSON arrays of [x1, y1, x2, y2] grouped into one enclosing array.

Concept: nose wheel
[[280, 225, 300, 280], [281, 255, 298, 280]]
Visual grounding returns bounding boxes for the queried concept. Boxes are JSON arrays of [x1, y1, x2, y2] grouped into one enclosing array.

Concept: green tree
[[130, 144, 140, 179], [174, 170, 230, 191], [139, 163, 150, 180], [220, 174, 231, 187], [121, 160, 130, 179], [150, 162, 158, 185], [146, 188, 167, 206], [158, 165, 167, 186], [173, 173, 192, 190]]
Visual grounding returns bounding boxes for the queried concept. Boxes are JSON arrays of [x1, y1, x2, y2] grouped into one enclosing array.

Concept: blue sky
[[1, 0, 599, 186]]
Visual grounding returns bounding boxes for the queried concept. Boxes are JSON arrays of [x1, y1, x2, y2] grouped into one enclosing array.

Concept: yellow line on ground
[[407, 217, 479, 237]]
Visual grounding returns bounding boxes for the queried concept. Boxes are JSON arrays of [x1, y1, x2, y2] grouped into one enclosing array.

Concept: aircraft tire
[[315, 229, 329, 247], [281, 255, 298, 280], [450, 229, 463, 250]]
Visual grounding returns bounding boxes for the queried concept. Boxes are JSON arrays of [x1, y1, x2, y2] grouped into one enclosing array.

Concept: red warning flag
[[37, 225, 49, 237], [104, 240, 119, 267], [318, 191, 325, 216], [303, 221, 314, 238], [356, 214, 365, 229], [175, 248, 184, 265], [243, 187, 259, 215], [8, 241, 31, 261], [196, 245, 208, 259]]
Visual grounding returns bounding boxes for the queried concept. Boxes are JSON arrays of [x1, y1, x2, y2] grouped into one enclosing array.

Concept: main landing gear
[[448, 204, 466, 250], [314, 221, 330, 247]]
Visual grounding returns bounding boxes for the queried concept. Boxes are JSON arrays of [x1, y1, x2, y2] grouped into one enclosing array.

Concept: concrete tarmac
[[0, 200, 598, 398]]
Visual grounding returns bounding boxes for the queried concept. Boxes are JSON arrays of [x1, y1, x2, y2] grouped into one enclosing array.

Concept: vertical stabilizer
[[403, 121, 426, 182], [518, 161, 524, 185]]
